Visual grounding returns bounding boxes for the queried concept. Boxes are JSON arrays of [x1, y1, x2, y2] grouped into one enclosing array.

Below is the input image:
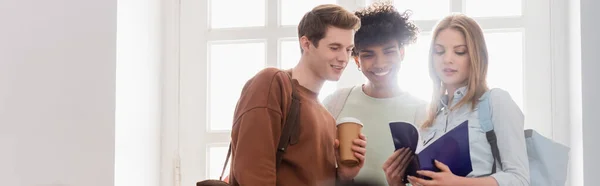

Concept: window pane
[[280, 39, 300, 69], [394, 0, 449, 20], [209, 42, 265, 131], [485, 31, 523, 110], [281, 0, 337, 26], [207, 145, 229, 179], [466, 0, 522, 17], [280, 39, 337, 102], [398, 33, 432, 102], [210, 0, 265, 28]]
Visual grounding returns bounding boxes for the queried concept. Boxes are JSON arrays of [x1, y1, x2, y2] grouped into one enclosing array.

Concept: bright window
[[280, 0, 337, 26], [175, 0, 553, 184], [208, 41, 266, 131], [209, 0, 266, 28], [394, 0, 449, 20], [466, 0, 522, 17]]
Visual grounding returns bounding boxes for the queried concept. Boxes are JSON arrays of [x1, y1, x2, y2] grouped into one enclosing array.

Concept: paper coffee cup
[[336, 117, 363, 167]]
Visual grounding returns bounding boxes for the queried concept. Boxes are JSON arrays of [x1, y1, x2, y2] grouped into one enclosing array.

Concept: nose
[[442, 53, 453, 64], [336, 49, 350, 64], [372, 54, 391, 69]]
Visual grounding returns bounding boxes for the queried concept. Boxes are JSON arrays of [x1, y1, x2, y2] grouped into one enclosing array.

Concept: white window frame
[[172, 1, 365, 185], [160, 0, 569, 185]]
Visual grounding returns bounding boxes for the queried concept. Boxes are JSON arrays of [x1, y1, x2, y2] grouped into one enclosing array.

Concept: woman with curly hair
[[323, 2, 425, 186]]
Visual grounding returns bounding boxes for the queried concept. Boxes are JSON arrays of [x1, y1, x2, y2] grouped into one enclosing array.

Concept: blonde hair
[[422, 14, 489, 128]]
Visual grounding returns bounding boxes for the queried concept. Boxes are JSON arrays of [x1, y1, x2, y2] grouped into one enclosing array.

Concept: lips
[[331, 64, 344, 70], [443, 68, 457, 72], [373, 70, 390, 76]]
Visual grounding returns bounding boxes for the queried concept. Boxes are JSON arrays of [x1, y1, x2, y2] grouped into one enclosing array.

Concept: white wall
[[114, 0, 162, 186], [0, 0, 116, 185], [580, 0, 600, 185]]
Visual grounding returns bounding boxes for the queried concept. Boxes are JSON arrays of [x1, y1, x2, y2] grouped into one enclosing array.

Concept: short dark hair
[[298, 4, 361, 52], [352, 2, 419, 56]]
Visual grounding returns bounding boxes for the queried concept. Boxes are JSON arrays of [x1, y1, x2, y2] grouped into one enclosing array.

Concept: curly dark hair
[[352, 2, 419, 56]]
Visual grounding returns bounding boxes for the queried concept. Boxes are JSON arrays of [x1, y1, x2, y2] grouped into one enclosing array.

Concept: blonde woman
[[407, 14, 530, 186]]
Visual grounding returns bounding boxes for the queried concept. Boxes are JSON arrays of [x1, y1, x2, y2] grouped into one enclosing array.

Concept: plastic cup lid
[[336, 117, 363, 126]]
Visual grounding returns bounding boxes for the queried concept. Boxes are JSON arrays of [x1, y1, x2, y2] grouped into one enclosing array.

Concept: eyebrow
[[359, 49, 374, 53], [383, 45, 397, 51], [328, 43, 342, 48], [328, 43, 354, 48], [435, 44, 467, 48]]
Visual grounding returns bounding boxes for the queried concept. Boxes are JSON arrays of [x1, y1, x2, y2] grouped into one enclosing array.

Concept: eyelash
[[330, 47, 353, 52], [435, 50, 467, 55]]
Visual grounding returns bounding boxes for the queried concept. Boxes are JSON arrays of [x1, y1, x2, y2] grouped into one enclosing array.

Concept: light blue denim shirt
[[418, 87, 530, 186]]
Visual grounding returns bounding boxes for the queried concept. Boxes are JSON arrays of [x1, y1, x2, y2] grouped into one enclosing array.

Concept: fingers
[[357, 133, 366, 140], [351, 145, 366, 155], [334, 139, 339, 148], [351, 136, 367, 157], [416, 170, 438, 179], [382, 148, 403, 169], [399, 149, 413, 166], [434, 159, 451, 173], [352, 138, 367, 148], [354, 152, 365, 162], [394, 152, 413, 176], [407, 178, 419, 186], [407, 175, 434, 186], [389, 149, 410, 176], [383, 148, 411, 179]]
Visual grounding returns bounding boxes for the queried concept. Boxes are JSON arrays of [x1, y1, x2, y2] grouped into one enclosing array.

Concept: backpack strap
[[276, 73, 301, 167], [326, 86, 353, 120], [220, 144, 232, 181], [478, 89, 503, 174], [219, 71, 301, 180]]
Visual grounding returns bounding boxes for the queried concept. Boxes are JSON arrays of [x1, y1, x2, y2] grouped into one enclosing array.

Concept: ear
[[299, 36, 311, 53], [353, 56, 360, 69], [399, 47, 406, 61]]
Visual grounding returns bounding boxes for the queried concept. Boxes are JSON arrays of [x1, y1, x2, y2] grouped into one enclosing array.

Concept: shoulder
[[485, 88, 523, 116], [251, 67, 289, 84], [322, 86, 355, 106], [243, 68, 290, 92], [236, 68, 292, 112], [487, 88, 516, 106], [488, 88, 511, 99]]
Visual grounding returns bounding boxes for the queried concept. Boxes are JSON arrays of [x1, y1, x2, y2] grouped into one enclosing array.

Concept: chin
[[327, 75, 342, 81]]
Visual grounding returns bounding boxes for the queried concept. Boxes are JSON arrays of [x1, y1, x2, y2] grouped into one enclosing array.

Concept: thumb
[[435, 160, 451, 172], [334, 139, 340, 148]]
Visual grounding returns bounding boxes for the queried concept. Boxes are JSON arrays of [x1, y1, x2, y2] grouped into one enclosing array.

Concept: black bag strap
[[220, 71, 301, 181], [276, 72, 301, 168], [486, 131, 503, 174], [478, 90, 503, 176]]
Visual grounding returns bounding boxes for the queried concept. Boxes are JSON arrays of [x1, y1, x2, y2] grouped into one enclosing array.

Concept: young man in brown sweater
[[228, 4, 367, 186]]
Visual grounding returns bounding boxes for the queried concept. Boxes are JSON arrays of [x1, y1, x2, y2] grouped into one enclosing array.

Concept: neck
[[363, 81, 401, 98], [292, 57, 325, 93]]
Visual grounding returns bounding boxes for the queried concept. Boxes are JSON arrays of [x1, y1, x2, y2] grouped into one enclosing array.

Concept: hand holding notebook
[[389, 120, 473, 180]]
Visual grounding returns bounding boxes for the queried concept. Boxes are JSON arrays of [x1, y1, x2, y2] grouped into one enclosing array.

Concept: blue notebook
[[389, 120, 472, 179]]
